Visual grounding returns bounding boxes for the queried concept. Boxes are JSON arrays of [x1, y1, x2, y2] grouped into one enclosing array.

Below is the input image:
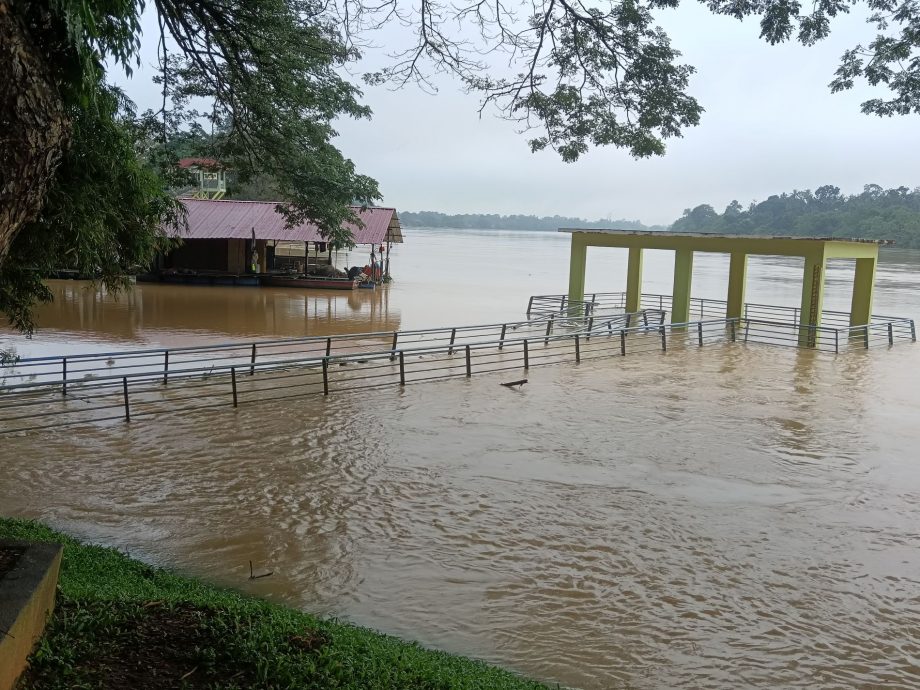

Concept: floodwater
[[2, 229, 920, 689]]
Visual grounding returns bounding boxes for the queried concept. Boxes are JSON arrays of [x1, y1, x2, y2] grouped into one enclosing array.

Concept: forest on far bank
[[397, 211, 666, 232], [401, 184, 920, 248], [672, 185, 920, 248]]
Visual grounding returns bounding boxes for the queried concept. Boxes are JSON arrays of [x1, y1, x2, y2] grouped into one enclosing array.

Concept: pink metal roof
[[170, 199, 403, 244]]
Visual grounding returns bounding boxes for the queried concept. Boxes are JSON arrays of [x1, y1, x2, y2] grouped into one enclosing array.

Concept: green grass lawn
[[1, 518, 552, 689]]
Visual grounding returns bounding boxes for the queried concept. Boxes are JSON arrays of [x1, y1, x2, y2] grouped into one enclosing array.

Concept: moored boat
[[262, 275, 360, 290]]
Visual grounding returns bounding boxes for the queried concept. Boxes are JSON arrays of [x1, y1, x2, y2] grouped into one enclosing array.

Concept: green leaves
[[151, 0, 381, 240], [512, 1, 703, 161], [0, 82, 181, 332]]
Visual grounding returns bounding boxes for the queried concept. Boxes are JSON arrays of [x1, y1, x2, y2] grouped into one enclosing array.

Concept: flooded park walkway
[[1, 230, 919, 688]]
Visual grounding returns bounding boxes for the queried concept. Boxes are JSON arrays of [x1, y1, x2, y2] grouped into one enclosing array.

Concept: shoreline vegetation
[[400, 185, 920, 248], [0, 518, 550, 690]]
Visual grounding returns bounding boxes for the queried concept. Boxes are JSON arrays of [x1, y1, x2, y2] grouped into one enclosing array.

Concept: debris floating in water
[[500, 379, 528, 388]]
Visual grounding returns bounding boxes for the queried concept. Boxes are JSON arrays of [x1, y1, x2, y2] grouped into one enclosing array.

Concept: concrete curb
[[0, 542, 63, 690]]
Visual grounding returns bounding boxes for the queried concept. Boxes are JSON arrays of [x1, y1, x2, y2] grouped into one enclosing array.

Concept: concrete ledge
[[0, 542, 63, 690]]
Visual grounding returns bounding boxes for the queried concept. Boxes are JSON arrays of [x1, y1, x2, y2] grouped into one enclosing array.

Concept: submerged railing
[[528, 292, 916, 347], [0, 296, 914, 435], [0, 310, 705, 435]]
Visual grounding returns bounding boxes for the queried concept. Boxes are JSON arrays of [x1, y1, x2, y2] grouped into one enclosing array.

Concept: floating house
[[148, 199, 403, 288]]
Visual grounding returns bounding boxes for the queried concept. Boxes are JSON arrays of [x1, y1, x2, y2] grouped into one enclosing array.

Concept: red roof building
[[171, 199, 403, 245]]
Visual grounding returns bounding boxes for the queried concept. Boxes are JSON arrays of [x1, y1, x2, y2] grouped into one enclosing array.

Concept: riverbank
[[0, 518, 548, 689]]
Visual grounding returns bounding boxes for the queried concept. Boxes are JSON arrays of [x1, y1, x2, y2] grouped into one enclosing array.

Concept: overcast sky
[[114, 4, 920, 225]]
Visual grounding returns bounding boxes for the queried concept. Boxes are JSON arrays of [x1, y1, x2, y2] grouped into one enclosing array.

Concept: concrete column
[[799, 252, 827, 347], [567, 236, 587, 306], [625, 247, 644, 313], [726, 252, 748, 320], [849, 257, 877, 327], [671, 249, 694, 326]]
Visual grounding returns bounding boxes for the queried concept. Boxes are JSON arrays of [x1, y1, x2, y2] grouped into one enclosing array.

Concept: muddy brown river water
[[2, 229, 920, 688]]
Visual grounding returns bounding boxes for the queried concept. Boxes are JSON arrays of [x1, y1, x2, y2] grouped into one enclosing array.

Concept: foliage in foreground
[[672, 184, 920, 248], [0, 518, 548, 690]]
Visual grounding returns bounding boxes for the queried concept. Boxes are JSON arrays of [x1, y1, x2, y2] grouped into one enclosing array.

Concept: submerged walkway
[[0, 295, 913, 435]]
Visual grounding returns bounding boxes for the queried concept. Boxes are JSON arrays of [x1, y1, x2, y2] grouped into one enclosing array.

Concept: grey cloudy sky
[[115, 4, 920, 225]]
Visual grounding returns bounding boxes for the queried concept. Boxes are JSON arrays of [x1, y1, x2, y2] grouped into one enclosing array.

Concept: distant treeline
[[399, 211, 664, 232], [673, 184, 920, 248]]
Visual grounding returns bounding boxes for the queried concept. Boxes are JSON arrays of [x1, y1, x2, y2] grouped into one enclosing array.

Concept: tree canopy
[[2, 0, 920, 330], [672, 184, 920, 247]]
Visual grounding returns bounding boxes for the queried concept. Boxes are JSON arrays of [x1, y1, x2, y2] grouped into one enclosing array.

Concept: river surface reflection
[[1, 229, 919, 689]]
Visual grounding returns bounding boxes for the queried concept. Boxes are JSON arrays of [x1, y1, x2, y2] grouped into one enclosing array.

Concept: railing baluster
[[122, 377, 130, 422], [163, 351, 169, 385], [390, 332, 398, 360], [575, 335, 581, 363], [523, 339, 529, 369], [499, 324, 507, 351], [544, 314, 554, 346], [888, 322, 894, 346], [465, 345, 472, 377], [660, 326, 667, 352], [62, 357, 67, 396], [231, 367, 238, 407], [322, 358, 329, 395], [325, 337, 332, 357], [448, 328, 456, 355], [250, 343, 256, 376], [697, 322, 703, 347], [620, 330, 626, 356]]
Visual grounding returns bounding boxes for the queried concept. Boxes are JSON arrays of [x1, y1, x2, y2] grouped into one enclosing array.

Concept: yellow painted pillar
[[625, 247, 643, 313], [798, 251, 826, 347], [567, 236, 587, 306], [671, 249, 694, 327], [849, 257, 877, 327], [726, 252, 747, 320]]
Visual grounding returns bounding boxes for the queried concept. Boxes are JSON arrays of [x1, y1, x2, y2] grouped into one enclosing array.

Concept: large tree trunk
[[0, 0, 70, 266]]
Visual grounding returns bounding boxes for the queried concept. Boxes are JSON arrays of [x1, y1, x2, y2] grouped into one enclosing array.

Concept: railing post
[[864, 325, 870, 349], [62, 357, 67, 396], [660, 325, 667, 352], [499, 324, 507, 351], [122, 377, 130, 422], [575, 334, 581, 363], [523, 339, 529, 369], [465, 345, 472, 377], [322, 358, 329, 396], [911, 320, 917, 342], [527, 296, 534, 315], [448, 328, 457, 355], [586, 317, 594, 341], [697, 322, 703, 347], [730, 320, 737, 342], [231, 367, 238, 407], [390, 331, 398, 360], [643, 311, 649, 327], [544, 313, 554, 346], [620, 330, 626, 356], [659, 295, 663, 310], [325, 337, 332, 357], [399, 351, 406, 386], [888, 322, 894, 346], [700, 299, 705, 318], [163, 351, 169, 385], [250, 343, 256, 376]]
